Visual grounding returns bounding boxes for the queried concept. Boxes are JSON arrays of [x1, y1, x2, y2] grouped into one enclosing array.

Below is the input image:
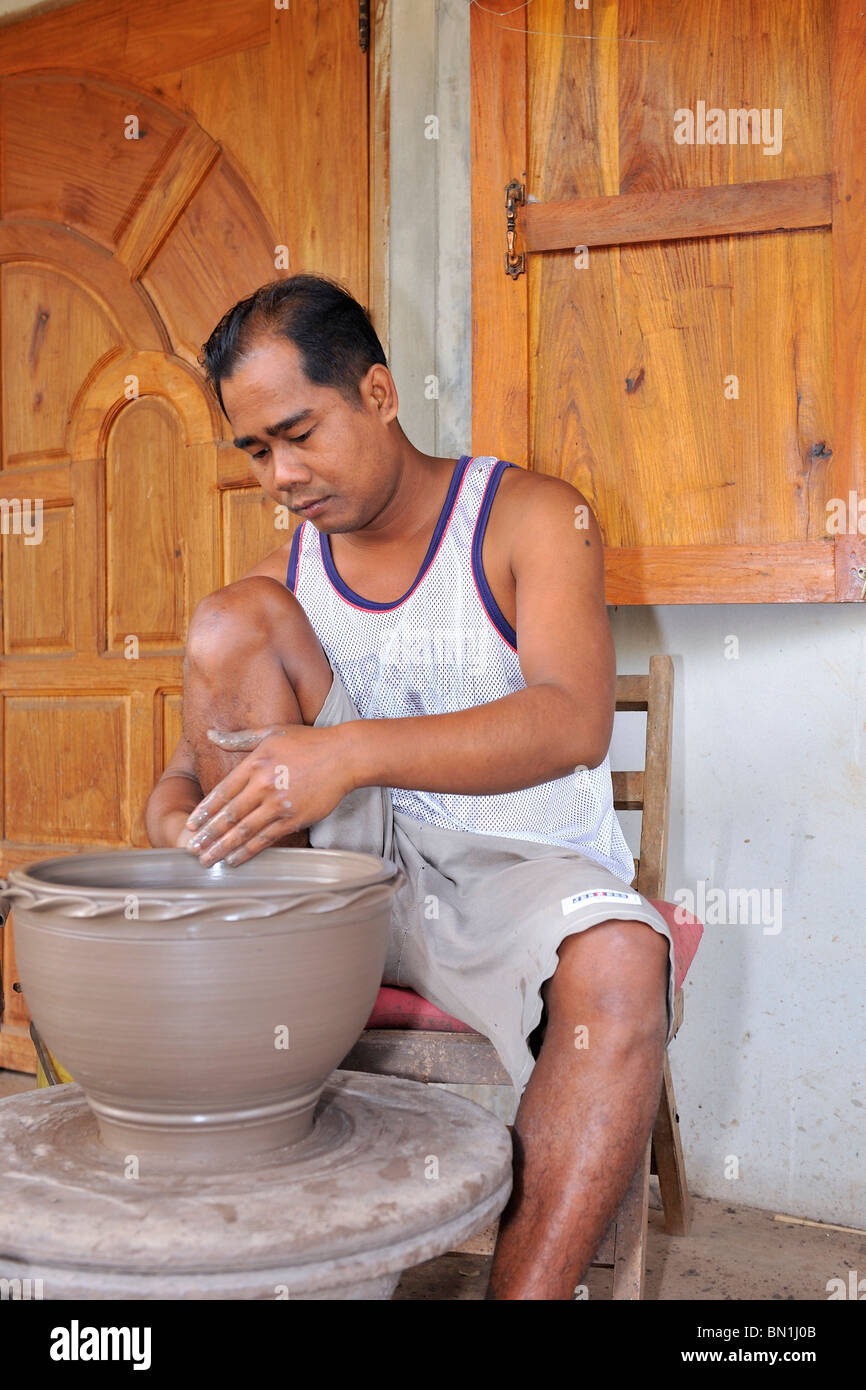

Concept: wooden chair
[[341, 654, 703, 1299]]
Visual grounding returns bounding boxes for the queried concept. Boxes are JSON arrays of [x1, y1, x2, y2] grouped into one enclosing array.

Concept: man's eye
[[252, 448, 269, 460], [290, 429, 314, 443]]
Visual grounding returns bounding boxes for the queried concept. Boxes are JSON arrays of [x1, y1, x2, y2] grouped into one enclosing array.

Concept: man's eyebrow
[[233, 409, 315, 450]]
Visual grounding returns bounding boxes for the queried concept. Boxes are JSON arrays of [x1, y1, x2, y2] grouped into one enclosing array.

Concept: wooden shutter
[[471, 0, 866, 603]]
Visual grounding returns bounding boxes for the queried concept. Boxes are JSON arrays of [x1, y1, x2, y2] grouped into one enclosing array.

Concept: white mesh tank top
[[286, 453, 634, 881]]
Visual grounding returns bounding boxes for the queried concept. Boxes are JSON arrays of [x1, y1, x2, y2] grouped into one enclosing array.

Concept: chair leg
[[611, 1136, 651, 1300], [652, 1052, 691, 1236]]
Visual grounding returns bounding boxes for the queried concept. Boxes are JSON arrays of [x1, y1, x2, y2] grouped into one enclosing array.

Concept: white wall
[[390, 0, 865, 1227]]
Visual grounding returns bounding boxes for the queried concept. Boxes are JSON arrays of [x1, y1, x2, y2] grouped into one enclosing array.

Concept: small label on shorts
[[561, 889, 643, 916]]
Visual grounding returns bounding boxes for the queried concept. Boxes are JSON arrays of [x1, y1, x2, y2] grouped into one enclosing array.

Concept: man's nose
[[270, 443, 312, 489]]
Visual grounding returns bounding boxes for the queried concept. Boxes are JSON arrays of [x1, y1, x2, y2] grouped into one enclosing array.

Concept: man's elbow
[[566, 742, 610, 775], [562, 706, 613, 774]]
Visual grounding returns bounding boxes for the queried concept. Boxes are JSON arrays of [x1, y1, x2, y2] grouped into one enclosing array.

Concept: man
[[145, 273, 674, 1301]]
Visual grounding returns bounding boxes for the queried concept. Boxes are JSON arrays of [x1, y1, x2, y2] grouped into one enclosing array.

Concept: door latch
[[505, 180, 526, 279]]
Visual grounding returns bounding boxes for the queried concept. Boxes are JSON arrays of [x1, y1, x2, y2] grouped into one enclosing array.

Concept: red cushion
[[364, 899, 703, 1032], [653, 900, 703, 992], [367, 986, 477, 1032]]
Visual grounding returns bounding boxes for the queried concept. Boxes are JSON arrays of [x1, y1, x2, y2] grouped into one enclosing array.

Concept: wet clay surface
[[0, 1073, 512, 1299]]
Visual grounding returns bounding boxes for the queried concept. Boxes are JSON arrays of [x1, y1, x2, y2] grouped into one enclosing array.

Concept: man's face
[[221, 334, 399, 533]]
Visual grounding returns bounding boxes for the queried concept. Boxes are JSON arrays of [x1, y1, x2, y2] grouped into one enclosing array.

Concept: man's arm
[[145, 540, 294, 846], [341, 472, 614, 794], [144, 734, 202, 847]]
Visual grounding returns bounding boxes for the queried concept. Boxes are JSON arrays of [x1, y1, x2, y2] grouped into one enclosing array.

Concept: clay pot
[[0, 848, 402, 1166]]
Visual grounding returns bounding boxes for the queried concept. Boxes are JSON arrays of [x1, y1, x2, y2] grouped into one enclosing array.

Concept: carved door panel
[[0, 0, 371, 1068]]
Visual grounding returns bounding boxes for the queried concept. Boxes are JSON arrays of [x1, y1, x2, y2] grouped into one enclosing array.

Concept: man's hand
[[163, 811, 196, 849], [183, 723, 354, 867]]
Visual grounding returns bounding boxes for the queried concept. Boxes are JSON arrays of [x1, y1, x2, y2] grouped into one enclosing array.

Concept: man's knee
[[186, 576, 306, 668], [546, 919, 670, 1050]]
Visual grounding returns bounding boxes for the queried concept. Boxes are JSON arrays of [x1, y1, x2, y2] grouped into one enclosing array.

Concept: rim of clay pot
[[0, 847, 403, 922]]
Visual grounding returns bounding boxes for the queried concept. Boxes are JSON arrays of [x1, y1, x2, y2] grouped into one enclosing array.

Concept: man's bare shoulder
[[489, 464, 602, 545], [240, 537, 296, 584]]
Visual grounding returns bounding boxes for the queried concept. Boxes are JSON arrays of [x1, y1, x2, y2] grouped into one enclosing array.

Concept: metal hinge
[[359, 0, 370, 51], [505, 180, 526, 278]]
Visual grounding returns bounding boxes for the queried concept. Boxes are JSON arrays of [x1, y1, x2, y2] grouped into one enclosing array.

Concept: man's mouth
[[293, 496, 331, 517]]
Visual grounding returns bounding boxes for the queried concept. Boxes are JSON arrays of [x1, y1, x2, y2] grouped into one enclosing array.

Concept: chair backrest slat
[[615, 674, 649, 710], [611, 770, 644, 809], [613, 655, 673, 902]]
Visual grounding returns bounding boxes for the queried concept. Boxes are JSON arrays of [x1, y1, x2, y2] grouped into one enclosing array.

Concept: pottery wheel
[[0, 1071, 512, 1300]]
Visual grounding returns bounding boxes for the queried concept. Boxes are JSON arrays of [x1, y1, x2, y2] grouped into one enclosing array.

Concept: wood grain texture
[[5, 696, 129, 843], [0, 0, 268, 80], [473, 0, 854, 600], [2, 265, 122, 466], [833, 536, 866, 602], [106, 397, 186, 652], [0, 223, 167, 354], [522, 177, 832, 251], [70, 351, 221, 459], [1, 75, 185, 250], [605, 541, 837, 603], [470, 0, 529, 466], [115, 124, 220, 279], [652, 1052, 692, 1235], [3, 507, 74, 656], [639, 655, 673, 903], [142, 157, 279, 368], [220, 486, 298, 587], [158, 690, 183, 776], [369, 0, 392, 359], [612, 1140, 650, 1299], [831, 0, 866, 597]]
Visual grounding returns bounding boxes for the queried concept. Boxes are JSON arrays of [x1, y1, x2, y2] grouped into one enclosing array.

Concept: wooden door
[[471, 0, 866, 603], [0, 0, 375, 1070]]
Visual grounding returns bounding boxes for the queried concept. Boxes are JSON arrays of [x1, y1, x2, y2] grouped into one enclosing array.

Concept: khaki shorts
[[309, 661, 676, 1096]]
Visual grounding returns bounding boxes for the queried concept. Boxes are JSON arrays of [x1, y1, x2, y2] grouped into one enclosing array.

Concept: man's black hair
[[199, 274, 388, 416]]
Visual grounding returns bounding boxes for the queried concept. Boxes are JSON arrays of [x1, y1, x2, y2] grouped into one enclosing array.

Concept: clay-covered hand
[[183, 724, 353, 867]]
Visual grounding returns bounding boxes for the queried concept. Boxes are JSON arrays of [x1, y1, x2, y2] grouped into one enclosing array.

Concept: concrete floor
[[395, 1184, 866, 1300], [2, 1066, 863, 1301]]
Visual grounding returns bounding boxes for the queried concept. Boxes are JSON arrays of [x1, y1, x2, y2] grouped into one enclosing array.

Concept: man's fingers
[[185, 760, 253, 830], [196, 806, 295, 867], [206, 726, 287, 751], [186, 729, 294, 832], [187, 782, 293, 851], [220, 827, 290, 869]]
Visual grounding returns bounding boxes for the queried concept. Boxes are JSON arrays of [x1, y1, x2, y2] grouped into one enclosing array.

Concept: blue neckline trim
[[318, 455, 471, 611], [285, 524, 302, 592], [471, 460, 518, 649]]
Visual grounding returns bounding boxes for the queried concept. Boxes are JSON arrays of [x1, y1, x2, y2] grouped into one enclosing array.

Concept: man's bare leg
[[487, 920, 670, 1300], [182, 576, 334, 836]]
